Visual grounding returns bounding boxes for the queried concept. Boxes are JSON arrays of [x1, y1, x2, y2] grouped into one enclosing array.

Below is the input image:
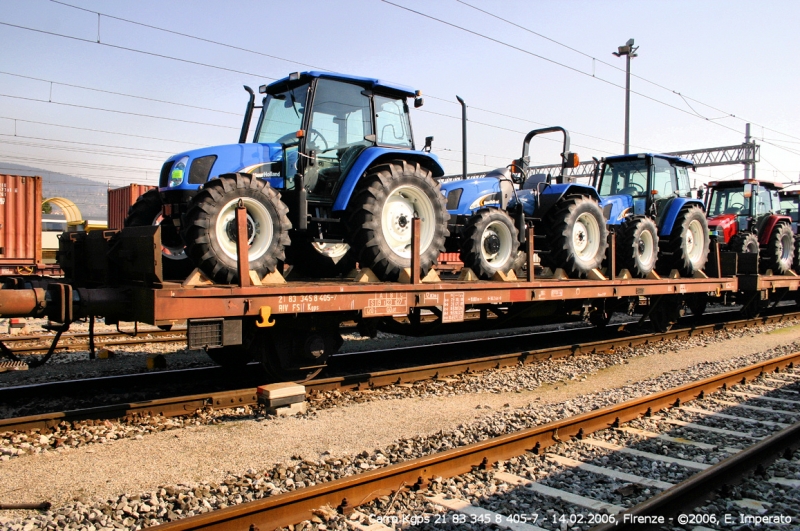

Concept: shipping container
[[107, 183, 157, 230], [0, 175, 42, 267]]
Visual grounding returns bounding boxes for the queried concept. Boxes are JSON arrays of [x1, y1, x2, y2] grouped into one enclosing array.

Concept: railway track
[[1, 311, 797, 434], [146, 351, 800, 531]]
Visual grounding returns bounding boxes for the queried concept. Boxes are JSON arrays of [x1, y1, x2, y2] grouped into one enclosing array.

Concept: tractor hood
[[158, 142, 287, 192], [599, 194, 643, 223], [441, 177, 512, 216], [707, 213, 738, 243]]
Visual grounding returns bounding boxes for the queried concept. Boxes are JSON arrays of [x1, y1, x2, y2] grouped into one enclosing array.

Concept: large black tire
[[761, 222, 794, 274], [124, 189, 194, 280], [460, 208, 520, 279], [617, 216, 659, 278], [794, 235, 800, 274], [728, 232, 759, 254], [183, 173, 291, 284], [285, 234, 357, 278], [346, 160, 448, 281], [661, 206, 709, 277], [542, 196, 609, 278]]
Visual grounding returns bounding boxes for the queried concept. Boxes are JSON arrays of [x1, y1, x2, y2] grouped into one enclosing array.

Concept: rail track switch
[[257, 382, 306, 414]]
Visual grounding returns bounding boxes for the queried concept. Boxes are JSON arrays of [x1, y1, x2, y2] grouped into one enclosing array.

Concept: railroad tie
[[678, 406, 790, 428], [545, 454, 674, 489], [651, 416, 762, 440], [579, 438, 711, 470], [727, 391, 800, 406], [493, 471, 626, 514], [426, 494, 548, 531]]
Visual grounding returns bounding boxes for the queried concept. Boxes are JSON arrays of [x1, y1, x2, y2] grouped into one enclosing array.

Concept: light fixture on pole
[[613, 38, 638, 155]]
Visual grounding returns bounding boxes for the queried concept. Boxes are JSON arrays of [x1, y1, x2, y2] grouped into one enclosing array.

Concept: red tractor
[[704, 179, 795, 274]]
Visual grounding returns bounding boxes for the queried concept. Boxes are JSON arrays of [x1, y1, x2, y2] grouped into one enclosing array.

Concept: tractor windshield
[[598, 159, 648, 197], [254, 83, 309, 144], [707, 186, 750, 217]]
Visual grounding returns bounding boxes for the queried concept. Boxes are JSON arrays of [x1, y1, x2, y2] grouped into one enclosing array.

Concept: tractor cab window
[[304, 79, 373, 196], [755, 186, 772, 216], [781, 197, 799, 221], [255, 83, 309, 145], [651, 158, 676, 199], [375, 95, 413, 148], [676, 166, 692, 197], [598, 159, 648, 197], [707, 187, 749, 217]]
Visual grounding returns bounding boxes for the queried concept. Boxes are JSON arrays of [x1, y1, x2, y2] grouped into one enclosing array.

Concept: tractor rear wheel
[[617, 216, 659, 278], [762, 222, 794, 274], [662, 206, 709, 276], [347, 160, 448, 281], [460, 208, 520, 279], [124, 189, 194, 280], [543, 196, 608, 277], [728, 232, 759, 254]]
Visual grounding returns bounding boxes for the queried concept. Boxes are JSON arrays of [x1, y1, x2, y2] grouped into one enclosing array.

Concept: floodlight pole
[[613, 39, 638, 155]]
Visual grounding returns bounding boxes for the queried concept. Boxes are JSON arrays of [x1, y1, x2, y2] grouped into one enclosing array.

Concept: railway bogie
[[2, 222, 800, 381]]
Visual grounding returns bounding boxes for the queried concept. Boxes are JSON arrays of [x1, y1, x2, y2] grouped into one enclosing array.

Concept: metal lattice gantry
[[525, 142, 761, 180]]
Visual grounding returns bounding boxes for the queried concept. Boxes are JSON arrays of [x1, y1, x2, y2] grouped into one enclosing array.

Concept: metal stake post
[[526, 227, 535, 281], [236, 200, 250, 288], [411, 217, 421, 285]]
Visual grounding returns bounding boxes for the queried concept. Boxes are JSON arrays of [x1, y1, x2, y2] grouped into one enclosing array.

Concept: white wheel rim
[[380, 185, 436, 259], [215, 197, 273, 261], [685, 219, 705, 263], [152, 212, 187, 260], [637, 229, 655, 264], [572, 212, 600, 262], [480, 219, 513, 265], [312, 242, 350, 260], [780, 232, 793, 262]]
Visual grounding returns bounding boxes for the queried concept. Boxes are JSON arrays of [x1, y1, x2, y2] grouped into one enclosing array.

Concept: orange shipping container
[[107, 184, 157, 230], [0, 175, 42, 266]]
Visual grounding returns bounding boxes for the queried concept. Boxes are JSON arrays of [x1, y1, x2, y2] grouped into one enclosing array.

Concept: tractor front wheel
[[617, 216, 659, 278], [543, 196, 608, 277], [762, 222, 794, 274], [183, 173, 291, 284], [662, 206, 709, 276], [347, 160, 448, 281], [728, 232, 759, 254], [460, 208, 520, 279]]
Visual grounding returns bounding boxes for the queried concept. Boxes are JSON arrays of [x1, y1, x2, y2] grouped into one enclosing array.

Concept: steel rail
[[1, 312, 796, 433], [591, 419, 800, 531], [146, 351, 800, 530]]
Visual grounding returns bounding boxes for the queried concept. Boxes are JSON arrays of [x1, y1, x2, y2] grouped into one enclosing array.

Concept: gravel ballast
[[2, 321, 800, 530]]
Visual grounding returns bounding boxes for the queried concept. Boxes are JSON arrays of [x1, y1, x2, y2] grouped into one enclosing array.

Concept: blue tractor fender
[[532, 183, 601, 220], [331, 147, 445, 213], [158, 143, 285, 192], [657, 197, 705, 236]]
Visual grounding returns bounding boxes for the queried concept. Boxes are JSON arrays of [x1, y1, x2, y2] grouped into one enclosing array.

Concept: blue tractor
[[126, 72, 449, 284], [439, 127, 609, 279], [594, 153, 710, 277]]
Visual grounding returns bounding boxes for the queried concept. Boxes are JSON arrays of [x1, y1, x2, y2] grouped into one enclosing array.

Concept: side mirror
[[696, 188, 704, 200], [414, 97, 424, 108], [423, 136, 433, 153], [564, 152, 579, 168]]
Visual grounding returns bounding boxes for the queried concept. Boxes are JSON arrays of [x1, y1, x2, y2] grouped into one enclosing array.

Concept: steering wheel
[[728, 201, 744, 210], [274, 128, 329, 151], [619, 182, 645, 195], [628, 182, 645, 193]]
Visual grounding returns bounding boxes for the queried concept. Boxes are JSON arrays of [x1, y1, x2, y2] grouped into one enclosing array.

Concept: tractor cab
[[779, 188, 800, 234], [596, 154, 694, 227], [705, 179, 783, 242]]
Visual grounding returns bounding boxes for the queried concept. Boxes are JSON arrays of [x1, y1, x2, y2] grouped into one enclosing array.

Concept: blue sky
[[2, 0, 799, 193]]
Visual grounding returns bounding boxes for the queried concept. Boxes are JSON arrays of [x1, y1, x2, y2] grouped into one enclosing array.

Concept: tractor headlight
[[168, 156, 189, 187]]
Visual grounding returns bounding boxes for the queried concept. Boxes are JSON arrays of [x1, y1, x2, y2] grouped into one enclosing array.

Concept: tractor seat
[[523, 173, 547, 190]]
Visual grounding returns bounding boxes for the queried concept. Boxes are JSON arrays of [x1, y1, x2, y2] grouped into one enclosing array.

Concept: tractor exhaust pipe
[[239, 86, 256, 144], [456, 96, 467, 179]]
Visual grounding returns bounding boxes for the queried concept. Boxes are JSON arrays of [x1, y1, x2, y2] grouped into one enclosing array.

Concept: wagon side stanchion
[[411, 217, 421, 285], [236, 199, 251, 288], [607, 231, 616, 281], [526, 227, 535, 281]]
